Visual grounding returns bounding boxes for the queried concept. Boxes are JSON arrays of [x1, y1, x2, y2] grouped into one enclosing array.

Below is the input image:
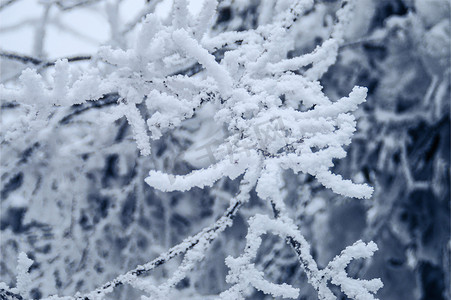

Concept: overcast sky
[[0, 0, 204, 58]]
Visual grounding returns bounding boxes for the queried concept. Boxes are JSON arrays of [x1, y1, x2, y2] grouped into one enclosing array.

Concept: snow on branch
[[172, 28, 233, 95], [324, 241, 383, 300], [72, 169, 259, 300], [0, 0, 382, 298], [0, 252, 33, 300], [146, 151, 258, 192], [221, 215, 382, 300]]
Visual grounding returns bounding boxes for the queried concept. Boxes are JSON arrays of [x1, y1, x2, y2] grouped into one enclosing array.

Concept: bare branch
[[54, 0, 103, 11], [0, 0, 20, 11], [0, 51, 92, 68]]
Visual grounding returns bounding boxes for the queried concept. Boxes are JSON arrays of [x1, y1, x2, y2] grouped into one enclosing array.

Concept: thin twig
[[269, 199, 322, 292], [0, 51, 92, 68], [76, 198, 245, 299], [59, 93, 120, 125], [122, 0, 161, 34], [55, 0, 102, 11], [0, 0, 19, 11], [0, 288, 23, 300]]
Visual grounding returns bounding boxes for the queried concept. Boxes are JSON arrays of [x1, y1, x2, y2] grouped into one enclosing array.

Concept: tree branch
[[0, 288, 23, 300], [59, 93, 120, 124], [76, 192, 247, 299], [54, 0, 102, 11], [0, 0, 20, 11], [0, 51, 92, 68], [269, 200, 322, 291]]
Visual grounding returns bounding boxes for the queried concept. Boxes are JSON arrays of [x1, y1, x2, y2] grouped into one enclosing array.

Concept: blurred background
[[0, 0, 449, 299]]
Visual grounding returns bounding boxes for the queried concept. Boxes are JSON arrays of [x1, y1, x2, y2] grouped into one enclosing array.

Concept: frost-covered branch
[[74, 169, 259, 299], [221, 214, 382, 300], [0, 0, 386, 298], [0, 253, 33, 300]]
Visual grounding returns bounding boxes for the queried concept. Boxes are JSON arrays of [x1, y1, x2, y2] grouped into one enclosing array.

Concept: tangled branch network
[[1, 0, 383, 299]]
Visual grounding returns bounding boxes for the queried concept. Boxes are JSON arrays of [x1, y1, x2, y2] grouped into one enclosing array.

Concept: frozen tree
[[0, 0, 449, 299]]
